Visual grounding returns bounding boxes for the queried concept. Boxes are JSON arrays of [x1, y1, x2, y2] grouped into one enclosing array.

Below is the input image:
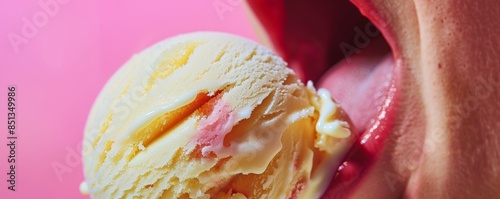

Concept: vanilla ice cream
[[82, 32, 354, 199]]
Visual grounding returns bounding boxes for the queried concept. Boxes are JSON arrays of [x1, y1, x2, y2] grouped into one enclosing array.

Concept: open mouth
[[247, 0, 401, 197]]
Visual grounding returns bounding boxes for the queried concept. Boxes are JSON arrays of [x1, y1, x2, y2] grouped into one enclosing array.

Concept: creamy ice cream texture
[[82, 32, 354, 199]]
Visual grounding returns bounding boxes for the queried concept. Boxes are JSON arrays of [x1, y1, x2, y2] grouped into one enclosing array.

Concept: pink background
[[0, 0, 256, 198]]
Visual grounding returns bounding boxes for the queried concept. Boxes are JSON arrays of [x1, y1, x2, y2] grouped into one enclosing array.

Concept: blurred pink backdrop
[[0, 0, 256, 198]]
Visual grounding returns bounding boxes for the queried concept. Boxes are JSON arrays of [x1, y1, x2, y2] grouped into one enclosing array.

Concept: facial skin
[[247, 0, 500, 198], [346, 0, 500, 198]]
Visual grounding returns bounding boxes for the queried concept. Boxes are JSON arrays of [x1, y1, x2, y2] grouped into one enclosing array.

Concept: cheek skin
[[347, 0, 500, 198], [408, 0, 500, 198]]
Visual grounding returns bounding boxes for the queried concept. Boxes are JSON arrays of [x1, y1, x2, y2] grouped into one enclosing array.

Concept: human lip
[[246, 0, 402, 197]]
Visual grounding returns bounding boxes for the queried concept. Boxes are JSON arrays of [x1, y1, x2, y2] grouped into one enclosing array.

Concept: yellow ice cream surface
[[82, 32, 353, 199]]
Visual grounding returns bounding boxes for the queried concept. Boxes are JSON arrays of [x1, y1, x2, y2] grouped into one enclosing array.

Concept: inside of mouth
[[247, 0, 394, 135]]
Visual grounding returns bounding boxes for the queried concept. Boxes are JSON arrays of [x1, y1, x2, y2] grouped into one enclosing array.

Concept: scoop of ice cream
[[82, 32, 354, 199]]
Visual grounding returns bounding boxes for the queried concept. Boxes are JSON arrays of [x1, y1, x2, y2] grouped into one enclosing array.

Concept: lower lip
[[321, 64, 400, 198]]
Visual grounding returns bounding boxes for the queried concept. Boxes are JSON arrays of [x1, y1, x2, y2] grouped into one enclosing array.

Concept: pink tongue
[[319, 37, 394, 133]]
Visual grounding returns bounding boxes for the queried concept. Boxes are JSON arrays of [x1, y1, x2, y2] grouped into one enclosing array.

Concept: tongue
[[318, 37, 394, 133]]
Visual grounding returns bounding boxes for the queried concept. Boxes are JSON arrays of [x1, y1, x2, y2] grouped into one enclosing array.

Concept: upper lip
[[246, 0, 401, 198]]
